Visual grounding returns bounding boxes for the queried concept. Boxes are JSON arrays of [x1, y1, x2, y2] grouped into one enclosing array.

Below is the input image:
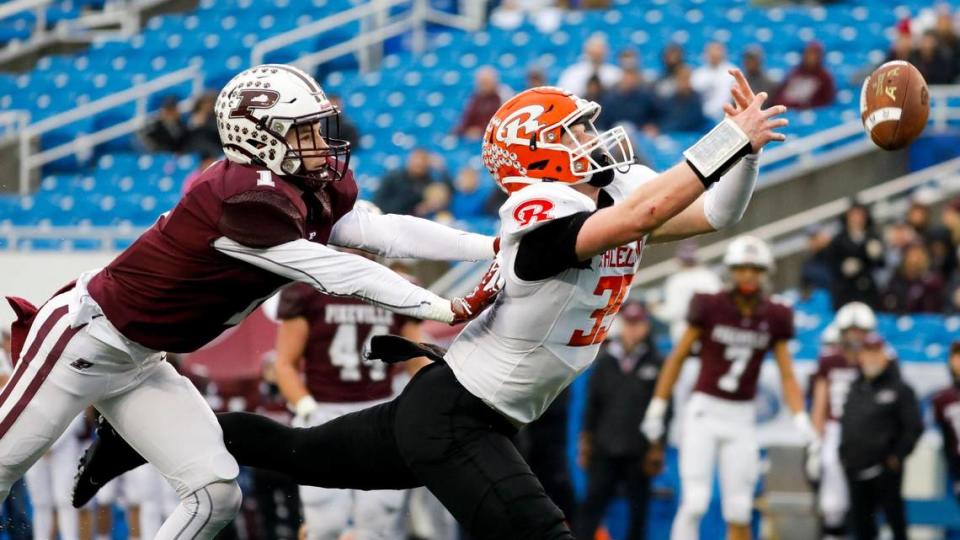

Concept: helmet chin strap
[[587, 150, 615, 187]]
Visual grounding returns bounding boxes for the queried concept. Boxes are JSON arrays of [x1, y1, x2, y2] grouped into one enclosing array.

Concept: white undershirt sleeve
[[702, 153, 759, 230], [213, 237, 454, 322], [328, 207, 495, 261]]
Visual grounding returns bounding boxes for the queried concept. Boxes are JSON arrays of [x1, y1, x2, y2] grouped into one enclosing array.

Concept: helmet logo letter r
[[230, 89, 281, 118], [497, 105, 545, 143], [513, 199, 554, 227]]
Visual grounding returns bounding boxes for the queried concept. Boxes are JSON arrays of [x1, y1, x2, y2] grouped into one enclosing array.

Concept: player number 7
[[718, 346, 751, 393]]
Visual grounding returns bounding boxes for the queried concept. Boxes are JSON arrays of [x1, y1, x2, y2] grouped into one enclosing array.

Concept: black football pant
[[217, 363, 573, 540], [575, 454, 651, 540], [845, 467, 907, 540]]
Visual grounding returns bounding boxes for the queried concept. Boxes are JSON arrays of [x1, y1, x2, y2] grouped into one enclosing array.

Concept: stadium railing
[[8, 65, 203, 195], [251, 0, 487, 75]]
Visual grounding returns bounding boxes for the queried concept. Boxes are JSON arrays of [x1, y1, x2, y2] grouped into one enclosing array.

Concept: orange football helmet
[[481, 86, 634, 193]]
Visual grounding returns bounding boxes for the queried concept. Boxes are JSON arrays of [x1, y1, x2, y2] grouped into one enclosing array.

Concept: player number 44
[[329, 324, 388, 382]]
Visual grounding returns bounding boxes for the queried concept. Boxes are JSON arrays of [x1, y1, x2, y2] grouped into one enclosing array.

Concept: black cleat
[[72, 417, 147, 508]]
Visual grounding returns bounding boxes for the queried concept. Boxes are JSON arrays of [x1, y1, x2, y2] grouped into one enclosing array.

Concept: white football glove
[[792, 412, 816, 444], [640, 397, 668, 443], [292, 395, 319, 428]]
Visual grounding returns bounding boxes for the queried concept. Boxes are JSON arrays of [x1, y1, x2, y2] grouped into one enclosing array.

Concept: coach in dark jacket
[[840, 333, 922, 540], [576, 301, 670, 540]]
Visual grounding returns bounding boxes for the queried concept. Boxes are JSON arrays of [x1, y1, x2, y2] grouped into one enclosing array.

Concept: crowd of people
[[801, 190, 960, 314]]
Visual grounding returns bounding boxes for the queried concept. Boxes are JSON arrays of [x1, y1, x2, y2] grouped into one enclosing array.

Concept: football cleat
[[72, 416, 147, 508]]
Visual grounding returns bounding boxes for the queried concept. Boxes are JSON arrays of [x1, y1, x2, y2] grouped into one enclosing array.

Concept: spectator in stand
[[576, 301, 669, 540], [456, 66, 512, 139], [583, 75, 605, 104], [886, 32, 914, 63], [825, 203, 885, 310], [800, 225, 833, 294], [184, 92, 220, 157], [879, 220, 919, 289], [142, 96, 186, 153], [181, 152, 220, 194], [526, 67, 547, 89], [654, 43, 686, 99], [415, 182, 452, 222], [599, 69, 657, 132], [935, 8, 960, 79], [450, 167, 494, 220], [328, 94, 360, 148], [942, 196, 960, 262], [618, 48, 640, 73], [557, 33, 623, 96], [652, 240, 721, 343], [373, 148, 450, 215], [881, 242, 945, 314], [932, 341, 960, 503], [773, 41, 836, 109], [911, 30, 956, 84], [840, 333, 922, 540], [907, 189, 956, 279], [691, 41, 737, 121], [655, 65, 708, 132], [742, 47, 776, 97]]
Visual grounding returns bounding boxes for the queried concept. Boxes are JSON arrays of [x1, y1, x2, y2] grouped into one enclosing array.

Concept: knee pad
[[721, 493, 753, 525], [182, 480, 242, 528], [679, 482, 710, 518]]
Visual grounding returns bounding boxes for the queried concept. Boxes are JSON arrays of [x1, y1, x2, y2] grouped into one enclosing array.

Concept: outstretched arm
[[773, 340, 816, 442], [648, 69, 764, 245], [574, 73, 786, 260], [329, 206, 497, 261], [214, 237, 458, 323], [641, 326, 699, 442]]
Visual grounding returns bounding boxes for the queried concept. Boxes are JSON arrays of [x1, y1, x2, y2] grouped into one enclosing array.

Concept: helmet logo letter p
[[230, 89, 281, 118]]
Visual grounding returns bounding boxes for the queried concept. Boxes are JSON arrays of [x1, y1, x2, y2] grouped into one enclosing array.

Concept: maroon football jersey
[[688, 292, 794, 401], [87, 160, 358, 353], [814, 352, 859, 421], [934, 386, 960, 469], [277, 282, 415, 403]]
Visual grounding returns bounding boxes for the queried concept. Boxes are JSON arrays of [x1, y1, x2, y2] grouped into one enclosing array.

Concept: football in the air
[[859, 60, 929, 151]]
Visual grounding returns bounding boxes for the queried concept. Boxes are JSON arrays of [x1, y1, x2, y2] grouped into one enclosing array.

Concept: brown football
[[860, 60, 929, 151]]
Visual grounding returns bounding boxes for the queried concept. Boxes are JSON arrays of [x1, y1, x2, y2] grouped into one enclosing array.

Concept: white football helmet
[[214, 64, 350, 188], [834, 301, 877, 331], [723, 236, 774, 270]]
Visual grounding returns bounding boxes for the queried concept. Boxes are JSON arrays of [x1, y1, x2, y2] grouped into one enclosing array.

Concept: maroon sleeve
[[813, 356, 831, 380], [276, 283, 314, 320], [219, 190, 305, 248], [687, 293, 709, 328], [774, 304, 795, 341]]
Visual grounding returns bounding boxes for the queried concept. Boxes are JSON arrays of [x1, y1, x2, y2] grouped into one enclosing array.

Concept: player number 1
[[718, 346, 751, 393]]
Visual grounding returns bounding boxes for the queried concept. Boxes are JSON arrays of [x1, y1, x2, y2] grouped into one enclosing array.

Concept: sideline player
[[274, 240, 424, 540], [641, 236, 815, 540], [0, 64, 497, 540], [933, 341, 960, 503], [807, 301, 876, 539], [72, 70, 787, 539]]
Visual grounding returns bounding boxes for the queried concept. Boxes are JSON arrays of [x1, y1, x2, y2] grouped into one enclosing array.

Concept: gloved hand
[[805, 439, 822, 482], [292, 395, 319, 428], [451, 258, 504, 325], [640, 397, 668, 443]]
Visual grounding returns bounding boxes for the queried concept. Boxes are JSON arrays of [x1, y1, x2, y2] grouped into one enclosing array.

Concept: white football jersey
[[446, 164, 657, 425]]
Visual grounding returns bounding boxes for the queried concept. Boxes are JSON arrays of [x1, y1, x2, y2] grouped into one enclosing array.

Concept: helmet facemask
[[270, 110, 351, 190], [554, 104, 633, 185]]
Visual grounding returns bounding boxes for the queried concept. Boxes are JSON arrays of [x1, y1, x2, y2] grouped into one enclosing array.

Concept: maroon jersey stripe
[[0, 304, 68, 413], [0, 321, 86, 439]]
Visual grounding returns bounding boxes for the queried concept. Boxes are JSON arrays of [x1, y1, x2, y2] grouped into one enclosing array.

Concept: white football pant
[[0, 289, 241, 539], [24, 415, 85, 540], [299, 401, 406, 540], [671, 392, 759, 540], [818, 421, 849, 532]]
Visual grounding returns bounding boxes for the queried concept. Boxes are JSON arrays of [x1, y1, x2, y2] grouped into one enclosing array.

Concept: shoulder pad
[[603, 164, 658, 204], [499, 182, 594, 240]]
